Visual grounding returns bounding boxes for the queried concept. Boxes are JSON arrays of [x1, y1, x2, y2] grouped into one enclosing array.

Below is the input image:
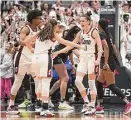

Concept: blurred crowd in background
[[119, 1, 131, 70]]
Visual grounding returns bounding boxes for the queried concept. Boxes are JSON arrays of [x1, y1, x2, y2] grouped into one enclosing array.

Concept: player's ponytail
[[39, 19, 57, 41], [82, 11, 92, 21]]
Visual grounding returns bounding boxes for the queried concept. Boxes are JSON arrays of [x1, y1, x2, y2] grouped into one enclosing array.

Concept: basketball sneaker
[[58, 101, 74, 110], [40, 109, 55, 117], [81, 104, 89, 113], [48, 99, 54, 109], [6, 105, 20, 115], [18, 99, 31, 108], [96, 105, 104, 114], [84, 106, 96, 115], [124, 102, 131, 115]]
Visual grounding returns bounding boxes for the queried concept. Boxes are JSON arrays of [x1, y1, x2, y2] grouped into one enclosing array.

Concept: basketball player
[[49, 26, 81, 110], [7, 9, 42, 115], [31, 19, 83, 117], [96, 18, 131, 115], [75, 12, 103, 115], [53, 12, 103, 115]]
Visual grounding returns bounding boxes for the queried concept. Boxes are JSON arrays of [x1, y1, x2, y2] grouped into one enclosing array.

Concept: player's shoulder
[[20, 26, 30, 34]]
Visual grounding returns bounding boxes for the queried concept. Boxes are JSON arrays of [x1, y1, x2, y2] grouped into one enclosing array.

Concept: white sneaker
[[81, 104, 89, 113], [58, 101, 74, 110], [84, 106, 96, 115], [35, 107, 42, 113], [40, 109, 55, 117], [6, 105, 20, 115], [48, 99, 54, 108], [18, 99, 31, 108]]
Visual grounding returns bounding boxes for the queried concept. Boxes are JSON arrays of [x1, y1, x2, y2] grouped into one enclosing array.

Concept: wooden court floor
[[1, 104, 131, 120]]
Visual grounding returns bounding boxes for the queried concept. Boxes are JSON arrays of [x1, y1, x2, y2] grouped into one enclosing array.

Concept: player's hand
[[103, 62, 111, 71], [52, 51, 59, 59], [80, 45, 87, 51]]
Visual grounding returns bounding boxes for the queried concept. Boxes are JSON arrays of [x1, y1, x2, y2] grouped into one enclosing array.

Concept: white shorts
[[32, 54, 52, 77], [77, 53, 95, 74], [14, 47, 33, 75]]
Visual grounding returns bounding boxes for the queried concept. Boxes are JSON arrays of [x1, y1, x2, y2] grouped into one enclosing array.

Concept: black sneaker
[[6, 105, 20, 115], [36, 100, 41, 107]]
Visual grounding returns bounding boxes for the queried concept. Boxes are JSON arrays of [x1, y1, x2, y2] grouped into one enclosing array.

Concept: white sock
[[97, 100, 101, 107], [9, 100, 15, 107], [89, 101, 95, 108]]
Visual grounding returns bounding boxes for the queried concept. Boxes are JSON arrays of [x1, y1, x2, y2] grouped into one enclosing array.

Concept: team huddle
[[6, 9, 131, 117]]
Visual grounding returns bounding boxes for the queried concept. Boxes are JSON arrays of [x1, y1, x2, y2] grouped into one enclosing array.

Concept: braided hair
[[98, 18, 113, 47], [99, 18, 116, 58]]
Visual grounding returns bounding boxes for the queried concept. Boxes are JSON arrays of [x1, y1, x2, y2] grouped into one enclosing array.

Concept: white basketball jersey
[[80, 27, 96, 54], [34, 39, 53, 55], [22, 25, 38, 55], [26, 25, 38, 36]]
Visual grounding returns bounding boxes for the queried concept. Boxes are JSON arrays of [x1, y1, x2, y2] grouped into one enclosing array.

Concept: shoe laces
[[86, 107, 92, 112], [83, 104, 88, 108]]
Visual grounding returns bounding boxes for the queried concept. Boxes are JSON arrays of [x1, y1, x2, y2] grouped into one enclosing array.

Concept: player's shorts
[[32, 53, 52, 77], [53, 55, 67, 65], [53, 56, 63, 65], [14, 46, 33, 75], [77, 53, 96, 74]]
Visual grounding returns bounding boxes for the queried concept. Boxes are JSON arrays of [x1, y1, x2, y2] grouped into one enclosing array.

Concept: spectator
[[52, 0, 62, 10], [119, 2, 131, 68], [49, 7, 57, 19], [122, 3, 130, 14], [0, 43, 14, 104], [66, 8, 74, 25], [16, 4, 27, 21], [72, 1, 83, 16], [125, 26, 131, 65], [40, 2, 51, 14], [90, 0, 101, 26], [59, 8, 68, 25]]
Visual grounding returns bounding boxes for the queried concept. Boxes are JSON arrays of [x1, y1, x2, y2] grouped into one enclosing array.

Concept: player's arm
[[54, 32, 82, 49], [54, 32, 81, 54], [19, 27, 29, 46], [19, 27, 40, 47], [101, 39, 109, 63], [93, 29, 103, 61]]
